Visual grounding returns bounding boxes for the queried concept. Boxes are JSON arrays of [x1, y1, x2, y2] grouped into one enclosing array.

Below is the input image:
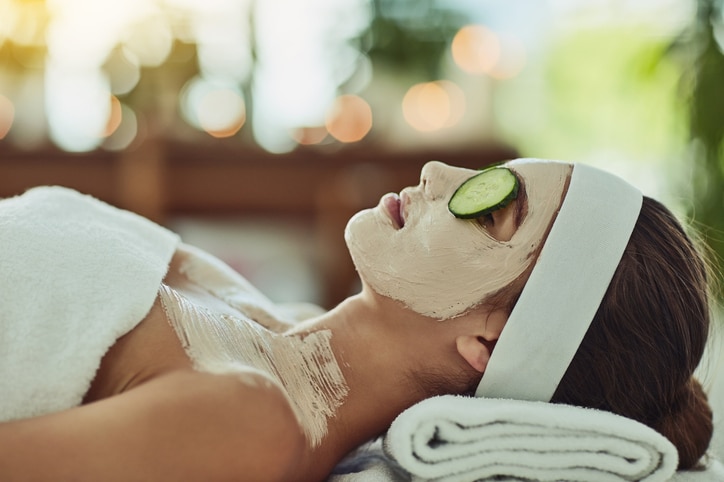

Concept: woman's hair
[[550, 196, 714, 470]]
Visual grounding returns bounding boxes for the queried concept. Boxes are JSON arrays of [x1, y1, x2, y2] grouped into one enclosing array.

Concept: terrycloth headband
[[475, 163, 643, 401]]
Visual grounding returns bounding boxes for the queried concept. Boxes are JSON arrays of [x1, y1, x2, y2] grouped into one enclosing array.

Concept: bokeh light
[[325, 94, 372, 143], [46, 1, 119, 69], [180, 76, 246, 138], [451, 25, 501, 75], [103, 95, 123, 138], [8, 72, 47, 149], [103, 103, 138, 151], [104, 47, 141, 95], [197, 88, 246, 138], [2, 0, 371, 153], [402, 80, 466, 132], [488, 33, 527, 79], [451, 24, 527, 79], [0, 94, 15, 139], [121, 13, 173, 68], [293, 126, 329, 146], [1, 0, 47, 47], [45, 63, 110, 152], [250, 0, 370, 153], [190, 0, 254, 83]]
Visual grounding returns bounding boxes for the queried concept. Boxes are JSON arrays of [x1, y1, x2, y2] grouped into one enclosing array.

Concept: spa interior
[[1, 0, 724, 461]]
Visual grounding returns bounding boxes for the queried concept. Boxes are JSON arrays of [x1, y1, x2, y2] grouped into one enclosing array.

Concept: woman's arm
[[0, 370, 305, 482]]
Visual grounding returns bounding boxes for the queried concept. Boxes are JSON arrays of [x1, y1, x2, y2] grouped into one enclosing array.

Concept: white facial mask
[[344, 159, 571, 319], [159, 250, 349, 448]]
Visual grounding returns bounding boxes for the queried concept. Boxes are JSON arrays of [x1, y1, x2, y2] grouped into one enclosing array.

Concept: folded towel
[[0, 187, 179, 421], [384, 395, 678, 482]]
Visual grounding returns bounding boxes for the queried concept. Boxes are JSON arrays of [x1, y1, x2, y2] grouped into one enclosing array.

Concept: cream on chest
[[159, 247, 349, 447]]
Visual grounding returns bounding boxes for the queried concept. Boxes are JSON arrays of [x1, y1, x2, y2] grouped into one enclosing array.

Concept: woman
[[0, 159, 714, 481]]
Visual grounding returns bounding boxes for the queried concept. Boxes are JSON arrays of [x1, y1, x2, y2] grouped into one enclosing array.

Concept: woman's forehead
[[504, 158, 573, 171], [504, 160, 573, 200]]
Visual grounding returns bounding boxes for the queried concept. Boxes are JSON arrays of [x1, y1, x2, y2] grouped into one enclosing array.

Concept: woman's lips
[[381, 193, 405, 229], [400, 191, 409, 226]]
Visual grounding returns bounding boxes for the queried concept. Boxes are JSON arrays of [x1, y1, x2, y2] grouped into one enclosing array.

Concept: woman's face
[[344, 159, 572, 319]]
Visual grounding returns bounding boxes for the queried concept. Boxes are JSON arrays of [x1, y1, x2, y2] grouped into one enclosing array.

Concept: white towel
[[0, 186, 179, 421], [330, 439, 411, 481], [383, 395, 679, 482]]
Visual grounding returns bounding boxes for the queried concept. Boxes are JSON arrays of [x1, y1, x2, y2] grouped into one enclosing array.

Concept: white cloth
[[330, 439, 411, 482], [383, 395, 679, 482], [477, 162, 643, 401], [329, 440, 724, 482], [0, 186, 179, 421]]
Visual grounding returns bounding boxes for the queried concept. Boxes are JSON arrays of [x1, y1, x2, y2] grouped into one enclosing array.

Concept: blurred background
[[0, 0, 722, 309], [5, 0, 724, 463]]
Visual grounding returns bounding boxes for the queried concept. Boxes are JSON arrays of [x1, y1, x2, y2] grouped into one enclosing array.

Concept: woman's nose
[[420, 161, 475, 200]]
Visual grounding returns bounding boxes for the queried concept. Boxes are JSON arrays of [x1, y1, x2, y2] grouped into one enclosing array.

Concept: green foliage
[[672, 0, 724, 289], [363, 0, 467, 80], [497, 26, 686, 164]]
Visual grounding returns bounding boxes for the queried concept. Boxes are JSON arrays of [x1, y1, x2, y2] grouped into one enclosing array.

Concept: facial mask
[[344, 159, 571, 319], [159, 252, 348, 447]]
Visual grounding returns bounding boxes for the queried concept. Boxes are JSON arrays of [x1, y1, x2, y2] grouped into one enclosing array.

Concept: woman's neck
[[288, 291, 470, 477]]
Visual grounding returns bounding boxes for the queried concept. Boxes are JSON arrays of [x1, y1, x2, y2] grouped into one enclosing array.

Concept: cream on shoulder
[[159, 248, 349, 448]]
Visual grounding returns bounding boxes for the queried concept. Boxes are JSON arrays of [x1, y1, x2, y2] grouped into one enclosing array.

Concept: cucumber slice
[[448, 167, 519, 219]]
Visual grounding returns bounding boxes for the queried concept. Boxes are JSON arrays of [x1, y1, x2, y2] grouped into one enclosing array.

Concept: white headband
[[475, 163, 643, 401]]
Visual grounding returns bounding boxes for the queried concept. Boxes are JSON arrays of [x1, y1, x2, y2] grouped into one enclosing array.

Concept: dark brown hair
[[551, 196, 714, 469]]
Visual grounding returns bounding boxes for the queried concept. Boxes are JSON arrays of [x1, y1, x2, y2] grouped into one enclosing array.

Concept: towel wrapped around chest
[[0, 186, 179, 422]]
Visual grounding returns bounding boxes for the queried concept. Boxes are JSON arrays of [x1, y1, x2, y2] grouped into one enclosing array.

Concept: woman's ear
[[456, 335, 493, 373], [455, 309, 507, 373]]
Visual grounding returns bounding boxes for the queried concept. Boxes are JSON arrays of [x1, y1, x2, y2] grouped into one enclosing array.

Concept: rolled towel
[[384, 395, 678, 482]]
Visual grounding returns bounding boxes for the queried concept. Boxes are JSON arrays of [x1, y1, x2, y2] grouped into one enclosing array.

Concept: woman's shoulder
[[0, 368, 307, 482], [190, 370, 302, 448], [181, 368, 299, 424], [139, 369, 307, 481]]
